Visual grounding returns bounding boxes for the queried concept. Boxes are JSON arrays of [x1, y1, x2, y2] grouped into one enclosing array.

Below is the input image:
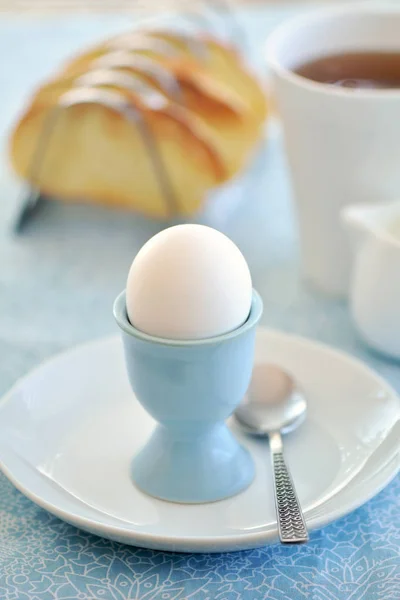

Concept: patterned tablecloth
[[0, 5, 399, 600]]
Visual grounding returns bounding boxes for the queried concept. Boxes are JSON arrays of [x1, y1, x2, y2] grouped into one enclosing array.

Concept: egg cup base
[[131, 422, 255, 504]]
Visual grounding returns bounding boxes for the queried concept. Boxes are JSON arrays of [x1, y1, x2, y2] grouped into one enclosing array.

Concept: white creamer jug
[[342, 202, 400, 359]]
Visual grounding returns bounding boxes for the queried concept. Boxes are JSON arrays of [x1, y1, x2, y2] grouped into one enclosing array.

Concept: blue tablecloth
[[0, 5, 399, 600]]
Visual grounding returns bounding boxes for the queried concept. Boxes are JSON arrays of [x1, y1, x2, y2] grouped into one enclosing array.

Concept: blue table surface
[[0, 5, 399, 600]]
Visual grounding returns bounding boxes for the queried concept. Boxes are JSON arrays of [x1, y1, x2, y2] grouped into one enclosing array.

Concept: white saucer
[[0, 329, 399, 552]]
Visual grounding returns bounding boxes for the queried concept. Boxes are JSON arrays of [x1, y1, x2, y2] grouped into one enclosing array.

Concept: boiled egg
[[126, 224, 252, 340]]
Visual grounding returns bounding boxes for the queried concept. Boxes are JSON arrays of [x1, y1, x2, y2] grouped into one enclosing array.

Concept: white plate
[[0, 329, 399, 552]]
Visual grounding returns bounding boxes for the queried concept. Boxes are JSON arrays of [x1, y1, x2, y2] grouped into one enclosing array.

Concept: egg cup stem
[[132, 422, 254, 503]]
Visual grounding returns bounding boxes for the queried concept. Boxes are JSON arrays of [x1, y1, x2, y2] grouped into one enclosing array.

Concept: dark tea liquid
[[294, 52, 400, 89]]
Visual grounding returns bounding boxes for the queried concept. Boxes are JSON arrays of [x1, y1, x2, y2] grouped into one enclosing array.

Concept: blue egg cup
[[113, 290, 263, 504]]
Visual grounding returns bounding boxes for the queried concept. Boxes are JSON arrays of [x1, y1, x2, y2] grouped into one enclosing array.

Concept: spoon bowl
[[235, 364, 307, 435]]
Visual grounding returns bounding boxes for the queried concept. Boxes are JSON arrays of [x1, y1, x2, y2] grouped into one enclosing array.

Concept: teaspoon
[[235, 363, 309, 544]]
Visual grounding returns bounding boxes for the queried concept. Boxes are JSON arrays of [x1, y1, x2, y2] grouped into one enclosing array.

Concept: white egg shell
[[126, 224, 252, 340]]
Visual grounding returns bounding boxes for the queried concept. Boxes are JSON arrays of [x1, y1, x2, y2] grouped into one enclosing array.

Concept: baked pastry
[[10, 28, 267, 218]]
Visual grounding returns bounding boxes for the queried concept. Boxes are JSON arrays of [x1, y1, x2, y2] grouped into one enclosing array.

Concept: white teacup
[[265, 5, 400, 297]]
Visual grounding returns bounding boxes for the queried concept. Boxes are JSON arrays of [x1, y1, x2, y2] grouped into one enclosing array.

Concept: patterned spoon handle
[[269, 431, 309, 544]]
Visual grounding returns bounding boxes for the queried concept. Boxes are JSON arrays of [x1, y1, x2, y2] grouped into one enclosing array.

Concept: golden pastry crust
[[33, 61, 258, 178], [11, 92, 225, 218], [10, 28, 267, 218]]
